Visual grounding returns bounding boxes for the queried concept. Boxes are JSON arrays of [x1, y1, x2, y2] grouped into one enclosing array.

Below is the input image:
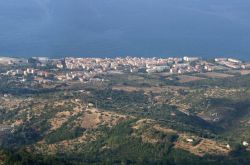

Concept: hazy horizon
[[0, 0, 250, 60]]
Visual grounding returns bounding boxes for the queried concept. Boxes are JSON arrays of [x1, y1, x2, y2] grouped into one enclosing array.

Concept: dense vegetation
[[2, 120, 250, 165]]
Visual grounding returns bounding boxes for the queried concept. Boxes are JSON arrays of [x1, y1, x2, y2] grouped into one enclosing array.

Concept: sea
[[0, 0, 250, 61]]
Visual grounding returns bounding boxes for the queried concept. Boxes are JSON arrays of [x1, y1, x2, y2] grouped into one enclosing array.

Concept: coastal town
[[1, 55, 250, 164], [0, 56, 249, 84]]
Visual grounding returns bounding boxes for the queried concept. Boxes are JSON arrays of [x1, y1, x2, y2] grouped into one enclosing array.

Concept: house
[[186, 138, 194, 142], [243, 141, 249, 146]]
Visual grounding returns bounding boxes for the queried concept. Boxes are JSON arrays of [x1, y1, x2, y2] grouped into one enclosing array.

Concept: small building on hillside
[[243, 141, 249, 147]]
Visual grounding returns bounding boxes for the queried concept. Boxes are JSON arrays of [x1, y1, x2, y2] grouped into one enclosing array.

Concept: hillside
[[1, 71, 250, 164]]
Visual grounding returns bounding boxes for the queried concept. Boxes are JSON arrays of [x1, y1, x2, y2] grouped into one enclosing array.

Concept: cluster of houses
[[0, 56, 249, 83], [215, 58, 249, 69]]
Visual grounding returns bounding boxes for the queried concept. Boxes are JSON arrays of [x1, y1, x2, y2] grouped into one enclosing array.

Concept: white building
[[228, 58, 242, 64], [215, 58, 227, 62], [186, 138, 194, 142], [243, 141, 249, 147], [183, 56, 200, 62]]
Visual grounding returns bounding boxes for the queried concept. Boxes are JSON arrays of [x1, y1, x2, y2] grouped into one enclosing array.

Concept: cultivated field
[[177, 75, 206, 83], [197, 72, 234, 78]]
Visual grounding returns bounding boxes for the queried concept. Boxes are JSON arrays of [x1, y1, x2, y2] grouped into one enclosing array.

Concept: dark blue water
[[0, 0, 250, 60]]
